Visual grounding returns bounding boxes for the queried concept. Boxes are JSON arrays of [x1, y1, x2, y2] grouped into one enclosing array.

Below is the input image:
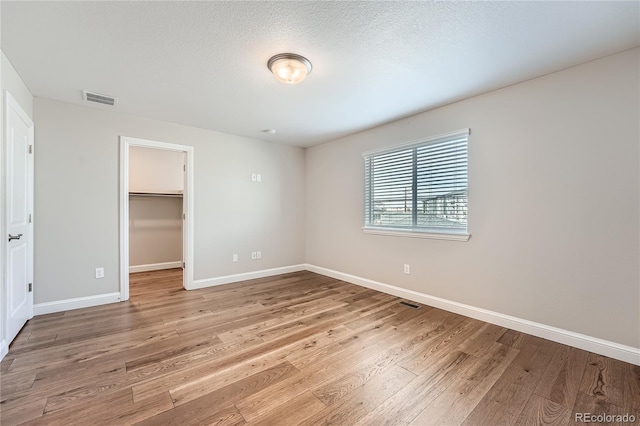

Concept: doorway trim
[[119, 136, 194, 301]]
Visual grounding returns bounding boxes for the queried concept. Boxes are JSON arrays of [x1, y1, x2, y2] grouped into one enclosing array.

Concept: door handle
[[8, 233, 23, 242]]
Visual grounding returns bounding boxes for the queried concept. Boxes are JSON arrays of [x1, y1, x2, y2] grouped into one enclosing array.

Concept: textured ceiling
[[1, 1, 638, 147]]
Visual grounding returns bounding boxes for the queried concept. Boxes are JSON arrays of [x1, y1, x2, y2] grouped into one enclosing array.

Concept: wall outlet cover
[[95, 267, 105, 279]]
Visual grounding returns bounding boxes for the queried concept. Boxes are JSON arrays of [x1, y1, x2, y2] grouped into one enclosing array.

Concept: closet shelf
[[129, 191, 183, 198]]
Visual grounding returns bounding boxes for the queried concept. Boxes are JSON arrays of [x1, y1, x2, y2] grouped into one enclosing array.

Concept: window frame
[[362, 128, 470, 242]]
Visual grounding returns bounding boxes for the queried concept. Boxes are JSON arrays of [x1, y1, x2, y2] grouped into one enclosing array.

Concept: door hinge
[[28, 213, 32, 223], [28, 145, 33, 154], [183, 213, 185, 220], [28, 283, 33, 292], [182, 262, 185, 268], [183, 165, 186, 172]]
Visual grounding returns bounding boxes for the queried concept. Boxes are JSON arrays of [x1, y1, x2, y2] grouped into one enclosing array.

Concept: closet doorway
[[119, 137, 194, 301]]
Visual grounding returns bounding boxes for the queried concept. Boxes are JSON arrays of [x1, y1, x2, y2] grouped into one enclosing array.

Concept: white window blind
[[364, 129, 469, 236]]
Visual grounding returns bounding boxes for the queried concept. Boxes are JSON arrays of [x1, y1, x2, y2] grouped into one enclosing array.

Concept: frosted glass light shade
[[268, 53, 312, 84]]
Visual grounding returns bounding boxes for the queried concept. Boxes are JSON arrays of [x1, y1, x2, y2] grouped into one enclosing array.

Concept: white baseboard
[[304, 264, 640, 366], [26, 263, 640, 365], [33, 264, 307, 316], [34, 292, 122, 316], [129, 261, 182, 274], [190, 264, 307, 290], [0, 340, 7, 361]]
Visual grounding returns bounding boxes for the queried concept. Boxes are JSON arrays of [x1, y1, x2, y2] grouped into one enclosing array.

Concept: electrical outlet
[[232, 254, 238, 263], [251, 252, 257, 260], [403, 264, 410, 275], [95, 267, 105, 279], [256, 251, 262, 259], [256, 174, 262, 182], [251, 173, 257, 182]]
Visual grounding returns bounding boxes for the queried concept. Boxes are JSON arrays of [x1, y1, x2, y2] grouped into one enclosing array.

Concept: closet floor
[[129, 268, 185, 302]]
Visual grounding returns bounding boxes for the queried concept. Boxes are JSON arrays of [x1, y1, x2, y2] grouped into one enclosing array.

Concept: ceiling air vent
[[82, 90, 117, 106]]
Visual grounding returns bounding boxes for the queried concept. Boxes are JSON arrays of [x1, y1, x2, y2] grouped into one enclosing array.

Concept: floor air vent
[[399, 301, 420, 309], [82, 90, 117, 106]]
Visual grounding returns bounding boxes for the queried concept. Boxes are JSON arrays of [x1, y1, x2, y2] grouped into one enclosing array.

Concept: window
[[363, 129, 469, 241]]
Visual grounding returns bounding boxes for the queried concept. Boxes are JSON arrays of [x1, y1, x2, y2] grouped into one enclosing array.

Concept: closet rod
[[129, 192, 183, 198]]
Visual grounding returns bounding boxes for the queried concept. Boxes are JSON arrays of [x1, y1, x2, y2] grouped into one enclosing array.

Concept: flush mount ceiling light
[[267, 53, 312, 84]]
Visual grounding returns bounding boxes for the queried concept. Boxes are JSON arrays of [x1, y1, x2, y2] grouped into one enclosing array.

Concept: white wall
[[306, 48, 640, 349], [33, 98, 306, 304], [129, 146, 184, 194], [1, 52, 33, 118], [1, 50, 34, 355]]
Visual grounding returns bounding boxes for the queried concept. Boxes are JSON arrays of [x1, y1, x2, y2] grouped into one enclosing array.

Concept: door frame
[[2, 91, 35, 359], [119, 136, 194, 301]]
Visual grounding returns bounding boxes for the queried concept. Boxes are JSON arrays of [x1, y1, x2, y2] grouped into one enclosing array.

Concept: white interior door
[[5, 92, 34, 345]]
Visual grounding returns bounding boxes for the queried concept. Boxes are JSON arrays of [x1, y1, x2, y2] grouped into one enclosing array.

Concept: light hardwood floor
[[1, 269, 638, 425]]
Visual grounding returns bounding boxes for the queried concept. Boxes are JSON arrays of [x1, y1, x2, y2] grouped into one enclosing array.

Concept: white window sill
[[362, 227, 470, 242]]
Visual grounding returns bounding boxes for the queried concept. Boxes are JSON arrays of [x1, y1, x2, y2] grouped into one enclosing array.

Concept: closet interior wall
[[129, 146, 185, 273]]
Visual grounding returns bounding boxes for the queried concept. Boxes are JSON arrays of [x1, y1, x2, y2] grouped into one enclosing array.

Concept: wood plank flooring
[[1, 269, 638, 425]]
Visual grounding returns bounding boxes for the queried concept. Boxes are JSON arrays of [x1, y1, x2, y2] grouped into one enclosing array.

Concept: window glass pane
[[370, 148, 413, 227], [364, 131, 468, 234], [416, 138, 467, 231]]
